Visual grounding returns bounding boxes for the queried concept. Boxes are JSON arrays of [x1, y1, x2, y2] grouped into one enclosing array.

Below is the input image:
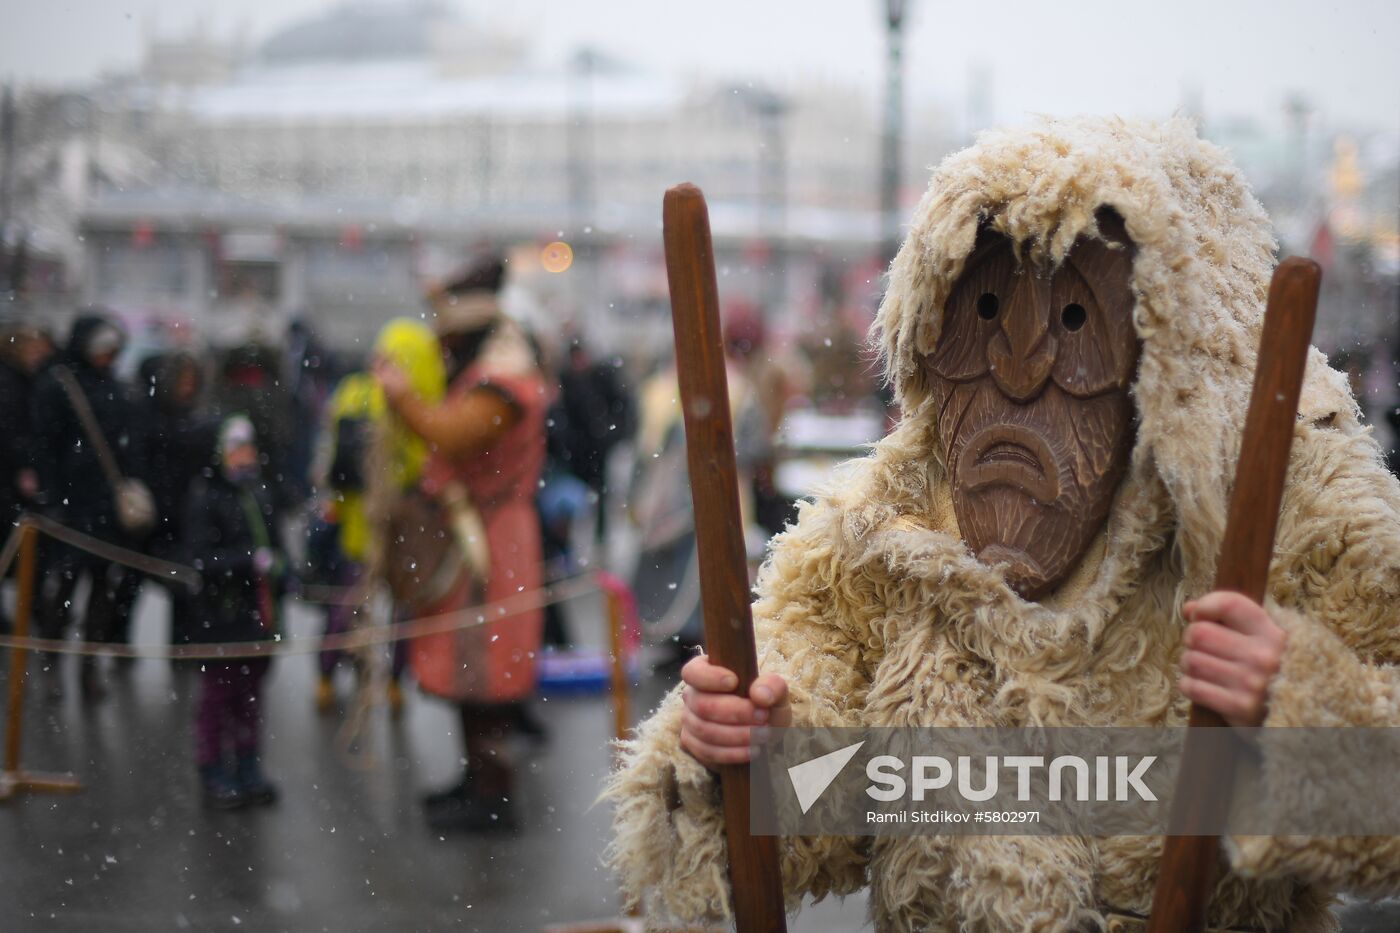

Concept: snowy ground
[[0, 506, 1392, 932], [0, 582, 869, 932]]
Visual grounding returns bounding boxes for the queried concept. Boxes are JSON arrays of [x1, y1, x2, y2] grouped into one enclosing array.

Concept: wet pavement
[[1, 580, 1393, 931], [0, 585, 869, 932]]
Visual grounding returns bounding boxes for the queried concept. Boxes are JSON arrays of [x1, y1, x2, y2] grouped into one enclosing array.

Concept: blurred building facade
[[3, 0, 953, 353], [0, 1, 1393, 392]]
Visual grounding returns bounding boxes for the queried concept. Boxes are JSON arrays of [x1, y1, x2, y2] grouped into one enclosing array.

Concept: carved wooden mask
[[923, 210, 1140, 600]]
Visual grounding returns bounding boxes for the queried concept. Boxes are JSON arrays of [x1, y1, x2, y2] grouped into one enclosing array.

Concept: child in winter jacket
[[185, 415, 284, 810]]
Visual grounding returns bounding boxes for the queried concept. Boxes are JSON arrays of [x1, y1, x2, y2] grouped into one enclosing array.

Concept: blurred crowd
[[0, 254, 831, 829], [3, 253, 1399, 830]]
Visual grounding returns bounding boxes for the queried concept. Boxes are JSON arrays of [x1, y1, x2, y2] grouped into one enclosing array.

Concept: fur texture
[[603, 116, 1400, 931]]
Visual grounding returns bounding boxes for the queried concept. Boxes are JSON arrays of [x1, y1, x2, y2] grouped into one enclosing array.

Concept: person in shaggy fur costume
[[603, 116, 1400, 932]]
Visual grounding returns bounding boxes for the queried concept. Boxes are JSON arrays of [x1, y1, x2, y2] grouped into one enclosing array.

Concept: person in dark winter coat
[[0, 321, 51, 532], [553, 340, 634, 539], [185, 415, 284, 810], [282, 319, 336, 506], [30, 314, 145, 696], [139, 351, 218, 644], [0, 321, 53, 633]]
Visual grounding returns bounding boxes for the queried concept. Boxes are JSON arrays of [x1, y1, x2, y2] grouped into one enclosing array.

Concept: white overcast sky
[[2, 0, 1397, 133]]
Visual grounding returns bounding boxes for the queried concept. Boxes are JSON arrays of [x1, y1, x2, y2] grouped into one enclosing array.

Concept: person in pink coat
[[375, 255, 549, 833]]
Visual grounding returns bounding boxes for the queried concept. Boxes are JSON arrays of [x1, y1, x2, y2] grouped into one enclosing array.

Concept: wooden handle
[[1147, 257, 1322, 932], [663, 183, 788, 933], [5, 522, 37, 773]]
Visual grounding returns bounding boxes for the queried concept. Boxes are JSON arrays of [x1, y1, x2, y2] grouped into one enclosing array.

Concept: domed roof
[[257, 1, 456, 65]]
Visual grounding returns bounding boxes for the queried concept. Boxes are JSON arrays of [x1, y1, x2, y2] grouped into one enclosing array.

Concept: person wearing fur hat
[[374, 255, 549, 832], [30, 313, 146, 697], [604, 117, 1400, 931], [185, 415, 285, 810]]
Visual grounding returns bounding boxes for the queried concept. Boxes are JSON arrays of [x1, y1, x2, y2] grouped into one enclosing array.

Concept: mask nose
[[987, 271, 1057, 402]]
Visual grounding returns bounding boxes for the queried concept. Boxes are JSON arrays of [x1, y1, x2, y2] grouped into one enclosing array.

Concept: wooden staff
[[2, 519, 81, 801], [3, 522, 37, 776], [604, 580, 632, 757], [1146, 257, 1322, 932], [663, 183, 788, 933]]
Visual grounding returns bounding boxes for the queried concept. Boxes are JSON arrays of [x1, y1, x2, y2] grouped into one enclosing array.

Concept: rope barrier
[[0, 574, 601, 661], [0, 512, 605, 661], [0, 515, 201, 589], [1, 509, 636, 795], [0, 523, 21, 582]]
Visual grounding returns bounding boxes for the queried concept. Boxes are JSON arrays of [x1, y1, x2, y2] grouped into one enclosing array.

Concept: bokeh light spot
[[541, 241, 574, 273]]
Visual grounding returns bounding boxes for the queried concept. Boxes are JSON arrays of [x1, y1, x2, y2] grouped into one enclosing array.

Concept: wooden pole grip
[[1147, 257, 1321, 932], [605, 586, 631, 750], [5, 522, 38, 774], [663, 183, 787, 933]]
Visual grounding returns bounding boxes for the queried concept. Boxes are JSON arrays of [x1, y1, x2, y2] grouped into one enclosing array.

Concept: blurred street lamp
[[879, 0, 911, 267], [1283, 92, 1314, 212], [752, 88, 790, 312], [568, 48, 600, 333], [1, 84, 15, 251], [568, 48, 598, 237]]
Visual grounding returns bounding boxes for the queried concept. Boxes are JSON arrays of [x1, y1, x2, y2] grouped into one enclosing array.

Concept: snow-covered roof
[[80, 187, 884, 247], [175, 60, 685, 123], [257, 0, 452, 65]]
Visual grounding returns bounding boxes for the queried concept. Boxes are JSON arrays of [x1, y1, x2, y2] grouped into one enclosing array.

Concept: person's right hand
[[371, 357, 412, 407], [679, 654, 790, 769]]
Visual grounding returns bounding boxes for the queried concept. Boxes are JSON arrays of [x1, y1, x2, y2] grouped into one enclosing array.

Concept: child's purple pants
[[194, 658, 271, 767]]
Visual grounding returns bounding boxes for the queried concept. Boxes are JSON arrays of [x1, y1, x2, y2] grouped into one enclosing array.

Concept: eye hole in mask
[[976, 293, 1000, 321], [1061, 303, 1087, 331]]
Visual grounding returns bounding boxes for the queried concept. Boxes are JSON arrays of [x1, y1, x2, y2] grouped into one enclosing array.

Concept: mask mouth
[[976, 543, 1047, 596], [958, 423, 1060, 504]]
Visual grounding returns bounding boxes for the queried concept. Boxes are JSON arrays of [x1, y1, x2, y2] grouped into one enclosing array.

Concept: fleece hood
[[872, 115, 1356, 598]]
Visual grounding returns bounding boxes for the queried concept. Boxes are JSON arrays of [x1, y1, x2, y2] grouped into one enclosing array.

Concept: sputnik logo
[[787, 741, 865, 814]]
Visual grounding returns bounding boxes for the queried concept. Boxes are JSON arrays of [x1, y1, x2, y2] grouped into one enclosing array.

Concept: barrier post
[[604, 585, 631, 751], [1, 520, 82, 801], [3, 522, 36, 774]]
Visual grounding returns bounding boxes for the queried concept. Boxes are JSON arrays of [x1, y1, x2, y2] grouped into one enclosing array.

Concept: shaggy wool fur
[[603, 116, 1400, 932]]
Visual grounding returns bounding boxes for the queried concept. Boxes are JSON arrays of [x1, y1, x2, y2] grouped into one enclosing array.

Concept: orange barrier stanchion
[[597, 571, 640, 752], [1, 520, 81, 802], [606, 588, 630, 750]]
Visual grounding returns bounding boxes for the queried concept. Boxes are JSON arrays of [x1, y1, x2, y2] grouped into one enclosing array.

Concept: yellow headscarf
[[324, 318, 445, 561], [372, 317, 446, 487]]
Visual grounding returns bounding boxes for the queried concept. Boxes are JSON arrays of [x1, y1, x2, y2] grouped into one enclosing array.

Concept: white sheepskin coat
[[603, 116, 1400, 932]]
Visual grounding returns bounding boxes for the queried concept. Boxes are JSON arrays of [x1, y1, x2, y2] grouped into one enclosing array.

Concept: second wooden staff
[[663, 182, 788, 933], [1147, 256, 1322, 932]]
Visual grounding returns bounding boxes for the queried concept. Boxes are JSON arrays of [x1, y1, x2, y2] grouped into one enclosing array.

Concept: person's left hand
[[372, 357, 412, 406], [1178, 592, 1288, 727], [16, 468, 38, 500]]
